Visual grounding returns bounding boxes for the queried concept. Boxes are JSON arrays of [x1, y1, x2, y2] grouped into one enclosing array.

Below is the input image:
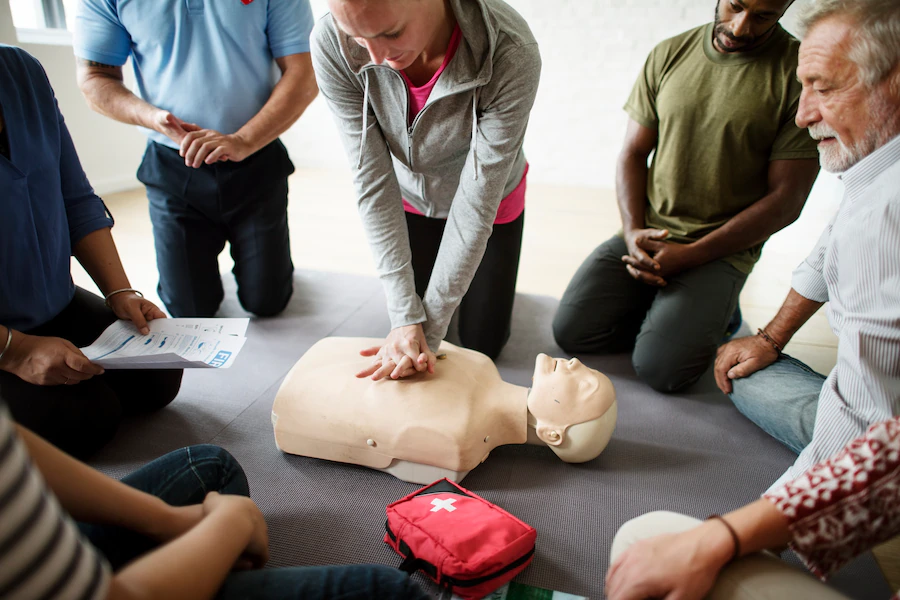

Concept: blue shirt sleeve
[[74, 0, 132, 66], [25, 49, 115, 244], [56, 99, 115, 246], [267, 0, 314, 57]]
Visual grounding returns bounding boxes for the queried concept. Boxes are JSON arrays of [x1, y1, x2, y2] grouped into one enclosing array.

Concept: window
[[9, 0, 76, 44]]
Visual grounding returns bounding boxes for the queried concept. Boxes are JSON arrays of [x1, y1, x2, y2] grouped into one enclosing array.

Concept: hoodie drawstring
[[471, 90, 478, 180], [357, 71, 370, 170]]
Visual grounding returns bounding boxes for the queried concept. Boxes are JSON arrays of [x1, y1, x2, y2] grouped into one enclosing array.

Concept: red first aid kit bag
[[384, 478, 537, 599]]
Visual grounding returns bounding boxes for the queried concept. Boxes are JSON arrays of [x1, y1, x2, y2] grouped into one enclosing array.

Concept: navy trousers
[[137, 140, 295, 318]]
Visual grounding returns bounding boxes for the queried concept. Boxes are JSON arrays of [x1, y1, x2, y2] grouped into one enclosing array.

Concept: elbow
[[784, 205, 804, 228], [301, 75, 319, 111], [617, 147, 651, 172], [778, 197, 807, 230], [304, 83, 319, 114], [76, 74, 103, 113]]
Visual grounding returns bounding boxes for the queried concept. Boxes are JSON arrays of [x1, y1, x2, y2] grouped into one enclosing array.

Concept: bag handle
[[396, 541, 438, 579]]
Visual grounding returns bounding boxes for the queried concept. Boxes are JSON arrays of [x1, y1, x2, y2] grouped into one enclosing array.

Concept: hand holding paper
[[80, 318, 249, 369]]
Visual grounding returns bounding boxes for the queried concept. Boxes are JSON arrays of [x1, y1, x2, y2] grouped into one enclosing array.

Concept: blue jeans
[[81, 445, 427, 600], [729, 354, 827, 454]]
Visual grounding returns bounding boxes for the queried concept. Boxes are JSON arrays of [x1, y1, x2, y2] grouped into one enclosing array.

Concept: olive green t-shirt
[[624, 23, 819, 274]]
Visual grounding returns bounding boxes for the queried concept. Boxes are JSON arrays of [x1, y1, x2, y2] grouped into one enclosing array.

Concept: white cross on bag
[[430, 498, 457, 513]]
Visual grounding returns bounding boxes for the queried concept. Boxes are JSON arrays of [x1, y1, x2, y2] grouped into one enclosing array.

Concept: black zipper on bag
[[440, 547, 535, 588], [387, 522, 535, 589], [386, 520, 396, 542]]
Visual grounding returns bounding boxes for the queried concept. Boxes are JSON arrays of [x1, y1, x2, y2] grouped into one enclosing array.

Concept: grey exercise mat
[[89, 270, 890, 599]]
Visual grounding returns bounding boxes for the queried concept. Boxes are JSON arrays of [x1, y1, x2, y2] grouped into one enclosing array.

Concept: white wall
[[287, 0, 820, 189], [3, 0, 838, 200]]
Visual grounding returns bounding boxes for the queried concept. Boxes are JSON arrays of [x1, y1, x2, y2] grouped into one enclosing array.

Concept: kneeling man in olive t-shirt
[[553, 0, 819, 393]]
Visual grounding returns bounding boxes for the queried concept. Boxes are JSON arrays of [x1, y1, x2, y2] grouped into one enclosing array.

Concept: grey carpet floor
[[89, 270, 889, 599]]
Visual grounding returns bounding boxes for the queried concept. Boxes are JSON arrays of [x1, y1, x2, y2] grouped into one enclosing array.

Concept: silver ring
[[64, 377, 70, 385]]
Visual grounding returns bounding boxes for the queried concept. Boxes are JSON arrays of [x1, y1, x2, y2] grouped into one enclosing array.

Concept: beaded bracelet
[[756, 328, 783, 354], [0, 327, 12, 364], [706, 514, 741, 563], [104, 288, 144, 308]]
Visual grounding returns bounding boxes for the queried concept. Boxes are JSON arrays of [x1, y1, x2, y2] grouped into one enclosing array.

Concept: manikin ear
[[535, 423, 566, 446]]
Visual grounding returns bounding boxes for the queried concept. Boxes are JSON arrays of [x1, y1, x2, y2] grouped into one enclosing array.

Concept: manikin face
[[329, 0, 446, 71], [528, 354, 614, 445], [795, 17, 898, 173], [712, 0, 791, 53]]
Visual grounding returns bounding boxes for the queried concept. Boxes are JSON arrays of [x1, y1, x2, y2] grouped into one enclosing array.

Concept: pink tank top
[[400, 25, 526, 225]]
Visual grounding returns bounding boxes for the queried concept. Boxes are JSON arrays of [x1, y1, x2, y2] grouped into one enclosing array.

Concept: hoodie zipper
[[362, 64, 477, 174]]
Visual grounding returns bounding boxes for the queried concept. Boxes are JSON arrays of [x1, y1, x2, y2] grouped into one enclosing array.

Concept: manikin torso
[[272, 337, 616, 483]]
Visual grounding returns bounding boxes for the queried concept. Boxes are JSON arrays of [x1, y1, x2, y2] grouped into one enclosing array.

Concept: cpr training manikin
[[272, 337, 617, 484]]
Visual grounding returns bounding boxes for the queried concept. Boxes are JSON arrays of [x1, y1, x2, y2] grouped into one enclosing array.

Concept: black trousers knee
[[138, 140, 295, 318], [0, 288, 183, 458], [406, 210, 524, 359]]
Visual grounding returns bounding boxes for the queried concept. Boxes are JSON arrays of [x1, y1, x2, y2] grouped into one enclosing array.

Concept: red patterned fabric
[[764, 416, 900, 580]]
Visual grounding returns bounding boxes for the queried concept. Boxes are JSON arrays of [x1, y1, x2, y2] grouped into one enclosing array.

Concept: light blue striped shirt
[[779, 134, 900, 486]]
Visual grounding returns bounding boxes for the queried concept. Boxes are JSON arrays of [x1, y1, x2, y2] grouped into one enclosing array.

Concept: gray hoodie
[[311, 0, 541, 351]]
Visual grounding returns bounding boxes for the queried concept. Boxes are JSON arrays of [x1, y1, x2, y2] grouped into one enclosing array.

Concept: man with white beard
[[714, 0, 900, 487]]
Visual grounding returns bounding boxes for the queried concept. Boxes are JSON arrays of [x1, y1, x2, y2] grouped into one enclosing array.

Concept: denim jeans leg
[[80, 445, 249, 569], [216, 564, 430, 600], [729, 354, 827, 454]]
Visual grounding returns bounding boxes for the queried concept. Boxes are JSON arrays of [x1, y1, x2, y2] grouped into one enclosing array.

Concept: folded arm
[[17, 424, 268, 600], [77, 60, 200, 145], [180, 53, 319, 166]]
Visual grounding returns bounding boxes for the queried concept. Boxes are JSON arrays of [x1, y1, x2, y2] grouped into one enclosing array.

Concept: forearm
[[692, 201, 796, 264], [683, 499, 793, 581], [690, 158, 819, 264], [108, 506, 251, 600], [689, 191, 803, 263], [16, 425, 174, 533], [764, 288, 824, 348], [233, 55, 317, 154], [720, 499, 793, 557], [77, 65, 159, 130], [0, 324, 15, 371], [72, 228, 132, 297], [616, 151, 649, 232]]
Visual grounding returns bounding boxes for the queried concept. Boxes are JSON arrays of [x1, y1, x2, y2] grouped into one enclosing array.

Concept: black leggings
[[406, 210, 524, 359], [0, 288, 183, 458]]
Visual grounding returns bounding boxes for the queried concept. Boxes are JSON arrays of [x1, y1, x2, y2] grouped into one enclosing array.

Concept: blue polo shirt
[[0, 46, 114, 331], [74, 0, 314, 149]]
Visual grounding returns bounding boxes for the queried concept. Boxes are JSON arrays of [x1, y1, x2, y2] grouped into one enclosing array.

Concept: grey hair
[[797, 0, 900, 89]]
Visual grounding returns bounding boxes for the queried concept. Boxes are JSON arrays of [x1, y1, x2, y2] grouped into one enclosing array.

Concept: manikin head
[[328, 0, 452, 70], [795, 0, 900, 173], [712, 0, 794, 53], [527, 354, 617, 464]]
